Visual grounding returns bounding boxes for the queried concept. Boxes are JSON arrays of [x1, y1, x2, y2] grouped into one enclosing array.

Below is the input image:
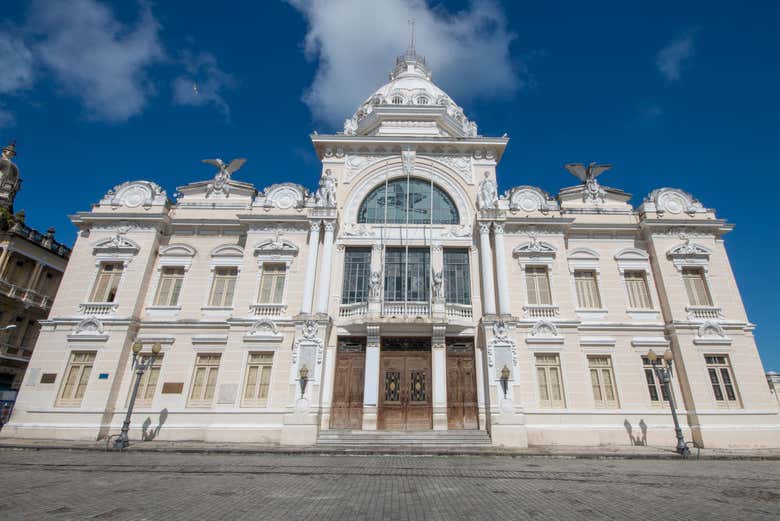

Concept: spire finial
[[408, 18, 416, 54], [1, 139, 16, 161]]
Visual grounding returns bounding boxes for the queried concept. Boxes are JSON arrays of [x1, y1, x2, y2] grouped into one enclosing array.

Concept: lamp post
[[112, 340, 161, 451], [646, 348, 690, 457]]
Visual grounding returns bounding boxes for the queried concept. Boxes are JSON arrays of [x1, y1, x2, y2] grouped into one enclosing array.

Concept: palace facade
[[3, 47, 778, 448]]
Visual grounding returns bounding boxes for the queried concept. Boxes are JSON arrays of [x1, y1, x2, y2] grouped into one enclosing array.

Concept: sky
[[0, 0, 778, 370]]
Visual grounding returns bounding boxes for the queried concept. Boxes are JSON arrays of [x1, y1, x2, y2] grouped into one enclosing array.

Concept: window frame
[[642, 356, 671, 405], [257, 262, 288, 304], [241, 352, 275, 407], [705, 355, 741, 408], [187, 353, 222, 407], [624, 270, 653, 309], [574, 270, 603, 309], [341, 247, 372, 305], [127, 353, 164, 408], [588, 355, 620, 408], [524, 266, 553, 306], [153, 266, 186, 307], [357, 177, 460, 225], [443, 248, 471, 305], [207, 266, 239, 308], [682, 267, 714, 307], [56, 351, 96, 407], [535, 353, 566, 408], [384, 247, 430, 303], [89, 261, 125, 303]]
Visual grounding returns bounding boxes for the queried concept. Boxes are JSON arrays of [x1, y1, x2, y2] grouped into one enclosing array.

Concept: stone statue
[[315, 169, 337, 207], [432, 271, 444, 300], [203, 157, 247, 197], [369, 271, 381, 299], [477, 172, 498, 210], [564, 162, 612, 204]]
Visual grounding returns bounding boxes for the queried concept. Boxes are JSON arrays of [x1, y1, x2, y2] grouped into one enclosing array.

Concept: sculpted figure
[[477, 172, 498, 210], [315, 169, 337, 207], [203, 157, 246, 197], [432, 271, 444, 300], [369, 271, 382, 299]]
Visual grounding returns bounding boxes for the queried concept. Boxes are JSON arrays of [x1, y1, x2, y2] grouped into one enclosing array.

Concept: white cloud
[[0, 33, 35, 94], [172, 51, 236, 117], [288, 0, 523, 126], [29, 0, 166, 122], [656, 31, 697, 83]]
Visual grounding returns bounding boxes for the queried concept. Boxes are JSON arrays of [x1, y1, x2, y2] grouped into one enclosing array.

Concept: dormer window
[[391, 95, 404, 105], [417, 96, 429, 105]]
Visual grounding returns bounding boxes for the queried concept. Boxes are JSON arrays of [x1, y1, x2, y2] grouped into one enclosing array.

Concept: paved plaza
[[1, 449, 779, 520]]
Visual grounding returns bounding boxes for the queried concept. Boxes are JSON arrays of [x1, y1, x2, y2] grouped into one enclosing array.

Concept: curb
[[2, 443, 778, 460]]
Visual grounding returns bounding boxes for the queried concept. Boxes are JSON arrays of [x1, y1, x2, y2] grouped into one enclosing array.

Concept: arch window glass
[[392, 96, 404, 104], [358, 178, 459, 225]]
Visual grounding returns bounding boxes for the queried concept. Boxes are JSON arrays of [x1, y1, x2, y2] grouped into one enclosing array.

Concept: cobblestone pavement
[[1, 449, 778, 520]]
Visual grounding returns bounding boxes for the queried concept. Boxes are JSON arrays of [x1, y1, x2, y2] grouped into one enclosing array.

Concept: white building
[[3, 46, 779, 448]]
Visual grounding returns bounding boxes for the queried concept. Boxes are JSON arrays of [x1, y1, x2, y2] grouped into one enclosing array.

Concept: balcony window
[[258, 264, 286, 304], [443, 249, 470, 304], [358, 178, 458, 225], [384, 247, 429, 302], [90, 262, 124, 303], [341, 248, 372, 304], [525, 266, 552, 305], [682, 267, 713, 306]]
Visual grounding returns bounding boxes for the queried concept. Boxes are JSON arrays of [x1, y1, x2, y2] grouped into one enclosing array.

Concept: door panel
[[379, 351, 432, 430], [447, 352, 479, 430], [330, 353, 364, 429]]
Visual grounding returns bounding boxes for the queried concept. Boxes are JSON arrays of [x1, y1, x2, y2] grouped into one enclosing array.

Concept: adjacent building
[[0, 142, 69, 401], [2, 47, 778, 448]]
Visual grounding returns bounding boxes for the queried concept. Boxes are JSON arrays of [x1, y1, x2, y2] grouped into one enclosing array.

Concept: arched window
[[391, 95, 404, 105], [358, 178, 459, 224], [417, 96, 429, 105]]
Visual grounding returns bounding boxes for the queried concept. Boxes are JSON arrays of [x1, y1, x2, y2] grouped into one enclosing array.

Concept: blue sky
[[1, 1, 779, 370]]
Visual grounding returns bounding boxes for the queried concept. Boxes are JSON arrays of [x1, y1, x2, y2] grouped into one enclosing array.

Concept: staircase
[[317, 429, 492, 449]]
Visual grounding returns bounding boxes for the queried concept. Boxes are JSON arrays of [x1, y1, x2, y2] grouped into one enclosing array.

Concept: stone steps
[[317, 429, 492, 447]]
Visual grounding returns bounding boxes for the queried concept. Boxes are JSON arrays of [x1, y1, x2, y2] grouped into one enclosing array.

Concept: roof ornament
[[202, 157, 246, 198], [564, 162, 612, 204], [1, 140, 16, 161], [408, 18, 416, 55]]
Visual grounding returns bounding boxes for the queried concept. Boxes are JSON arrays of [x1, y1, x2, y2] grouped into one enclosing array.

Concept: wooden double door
[[330, 352, 365, 430], [379, 351, 432, 430], [446, 350, 479, 430]]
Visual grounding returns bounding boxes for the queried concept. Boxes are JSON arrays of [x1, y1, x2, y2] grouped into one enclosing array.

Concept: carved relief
[[261, 183, 307, 209], [644, 188, 705, 215], [507, 186, 558, 213], [102, 181, 167, 209]]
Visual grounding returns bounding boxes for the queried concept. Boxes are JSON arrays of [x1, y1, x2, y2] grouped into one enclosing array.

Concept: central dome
[[342, 47, 478, 138]]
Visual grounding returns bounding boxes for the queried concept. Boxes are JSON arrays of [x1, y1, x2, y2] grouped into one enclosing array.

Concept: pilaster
[[362, 324, 381, 430]]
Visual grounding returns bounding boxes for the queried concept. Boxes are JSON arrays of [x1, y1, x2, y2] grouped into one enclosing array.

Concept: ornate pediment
[[642, 188, 706, 215], [159, 244, 196, 258], [211, 244, 244, 258], [667, 238, 711, 259], [506, 186, 558, 213], [513, 237, 557, 258], [92, 235, 140, 255], [256, 183, 308, 209], [254, 238, 299, 256], [244, 320, 283, 342], [100, 180, 167, 209]]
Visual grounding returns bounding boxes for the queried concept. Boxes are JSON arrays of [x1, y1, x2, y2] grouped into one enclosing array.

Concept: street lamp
[[298, 365, 309, 398], [646, 348, 690, 457], [499, 365, 510, 398], [112, 340, 161, 451]]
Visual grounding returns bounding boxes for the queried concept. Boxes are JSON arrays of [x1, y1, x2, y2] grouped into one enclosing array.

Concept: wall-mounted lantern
[[298, 365, 309, 398], [499, 365, 510, 398]]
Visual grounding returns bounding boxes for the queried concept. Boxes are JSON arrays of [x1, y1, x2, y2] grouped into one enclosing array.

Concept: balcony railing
[[79, 302, 119, 316], [249, 303, 288, 317], [686, 306, 723, 320], [382, 301, 430, 317], [0, 343, 33, 361], [446, 303, 473, 319], [523, 304, 560, 319], [339, 302, 368, 318], [0, 278, 52, 310]]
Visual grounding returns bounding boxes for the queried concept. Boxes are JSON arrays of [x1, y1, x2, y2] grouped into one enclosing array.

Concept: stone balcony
[[0, 343, 33, 362], [249, 303, 288, 317], [78, 302, 119, 316], [337, 300, 473, 321], [523, 304, 560, 319], [686, 305, 724, 321], [0, 278, 52, 311]]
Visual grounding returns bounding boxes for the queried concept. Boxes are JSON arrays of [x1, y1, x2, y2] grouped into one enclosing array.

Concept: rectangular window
[[705, 355, 740, 407], [443, 249, 471, 305], [384, 247, 429, 302], [535, 353, 565, 408], [208, 267, 238, 307], [188, 353, 221, 406], [154, 267, 185, 306], [588, 355, 619, 408], [57, 352, 96, 406], [90, 262, 123, 302], [574, 270, 602, 309], [525, 266, 552, 305], [642, 357, 670, 403], [341, 248, 372, 304], [242, 352, 274, 406], [129, 354, 163, 407], [682, 268, 713, 306], [625, 271, 653, 309], [258, 264, 286, 303]]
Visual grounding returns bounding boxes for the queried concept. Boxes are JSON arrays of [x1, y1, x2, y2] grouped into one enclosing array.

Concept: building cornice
[[310, 134, 509, 162]]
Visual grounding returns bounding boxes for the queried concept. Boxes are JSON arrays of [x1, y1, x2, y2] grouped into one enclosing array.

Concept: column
[[478, 223, 496, 315], [493, 224, 511, 316], [27, 263, 44, 292], [362, 327, 380, 430], [431, 330, 448, 430], [0, 248, 10, 280], [300, 221, 320, 315], [315, 221, 335, 314]]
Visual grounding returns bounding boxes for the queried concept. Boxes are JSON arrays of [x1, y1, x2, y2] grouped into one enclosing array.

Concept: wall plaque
[[40, 373, 57, 384], [161, 382, 184, 394]]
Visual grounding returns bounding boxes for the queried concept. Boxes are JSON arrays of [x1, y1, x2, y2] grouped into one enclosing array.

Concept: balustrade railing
[[249, 303, 288, 317], [523, 304, 560, 319], [0, 343, 32, 360], [445, 303, 473, 319], [79, 302, 119, 316], [0, 277, 52, 310], [686, 306, 723, 320], [339, 302, 368, 318], [382, 301, 430, 317]]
